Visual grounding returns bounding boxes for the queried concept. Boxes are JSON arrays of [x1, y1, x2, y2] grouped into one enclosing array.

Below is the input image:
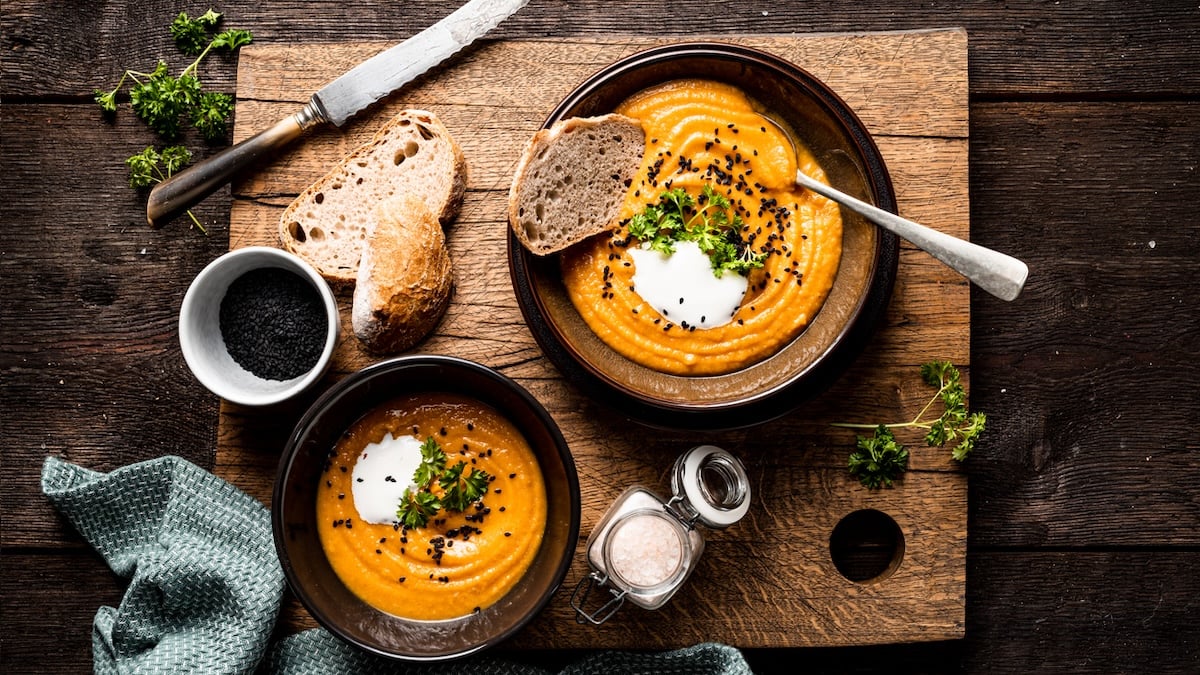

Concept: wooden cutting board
[[218, 29, 970, 649]]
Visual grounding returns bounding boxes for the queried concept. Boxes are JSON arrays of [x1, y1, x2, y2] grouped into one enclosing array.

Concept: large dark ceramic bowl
[[508, 42, 899, 431], [273, 355, 580, 661]]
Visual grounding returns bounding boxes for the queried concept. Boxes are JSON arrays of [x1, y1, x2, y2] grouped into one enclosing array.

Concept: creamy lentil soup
[[316, 392, 547, 621], [560, 79, 843, 375]]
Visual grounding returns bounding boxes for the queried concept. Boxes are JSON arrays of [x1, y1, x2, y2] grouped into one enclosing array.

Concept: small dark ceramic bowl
[[508, 42, 899, 431], [273, 355, 580, 661]]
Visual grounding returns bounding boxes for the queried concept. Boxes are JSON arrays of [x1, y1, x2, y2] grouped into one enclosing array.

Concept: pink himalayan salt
[[608, 513, 683, 588]]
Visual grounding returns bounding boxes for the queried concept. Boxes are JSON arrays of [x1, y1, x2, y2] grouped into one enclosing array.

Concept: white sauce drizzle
[[628, 240, 747, 329], [351, 432, 423, 525]]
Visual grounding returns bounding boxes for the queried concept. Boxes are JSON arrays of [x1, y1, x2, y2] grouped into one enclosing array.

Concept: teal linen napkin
[[42, 455, 286, 675], [42, 455, 753, 675]]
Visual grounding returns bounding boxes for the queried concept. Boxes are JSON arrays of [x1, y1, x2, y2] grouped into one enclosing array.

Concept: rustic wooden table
[[3, 2, 1198, 673]]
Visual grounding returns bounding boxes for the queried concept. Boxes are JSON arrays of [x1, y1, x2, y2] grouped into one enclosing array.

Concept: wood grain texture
[[965, 101, 1200, 549], [217, 31, 970, 648], [0, 103, 229, 550], [6, 1, 1200, 671], [4, 1, 1199, 99], [6, 550, 1194, 673]]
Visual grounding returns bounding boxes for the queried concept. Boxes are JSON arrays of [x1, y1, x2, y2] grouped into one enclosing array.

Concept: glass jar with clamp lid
[[570, 444, 751, 624]]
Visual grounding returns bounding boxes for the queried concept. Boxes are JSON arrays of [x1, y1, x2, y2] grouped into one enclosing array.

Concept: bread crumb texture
[[279, 109, 467, 286], [508, 115, 644, 255]]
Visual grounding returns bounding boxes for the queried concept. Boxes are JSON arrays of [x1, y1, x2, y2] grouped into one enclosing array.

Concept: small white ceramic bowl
[[179, 246, 339, 406]]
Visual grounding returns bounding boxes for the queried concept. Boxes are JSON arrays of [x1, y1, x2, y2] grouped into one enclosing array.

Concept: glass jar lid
[[668, 445, 751, 529]]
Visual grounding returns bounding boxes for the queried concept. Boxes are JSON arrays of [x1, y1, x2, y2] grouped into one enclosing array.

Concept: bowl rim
[[507, 41, 899, 431], [179, 245, 339, 406], [272, 353, 581, 661]]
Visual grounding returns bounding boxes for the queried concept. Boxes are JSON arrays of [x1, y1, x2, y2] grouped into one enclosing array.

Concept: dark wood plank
[[0, 550, 125, 673], [4, 2, 1200, 99], [965, 101, 1200, 548], [0, 103, 228, 548], [965, 551, 1200, 673]]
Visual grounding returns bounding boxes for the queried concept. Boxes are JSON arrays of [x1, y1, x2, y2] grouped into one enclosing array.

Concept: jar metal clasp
[[570, 571, 627, 625]]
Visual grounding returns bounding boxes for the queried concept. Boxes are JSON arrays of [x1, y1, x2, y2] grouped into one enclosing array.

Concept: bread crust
[[507, 114, 644, 255], [279, 109, 467, 288], [351, 196, 454, 355]]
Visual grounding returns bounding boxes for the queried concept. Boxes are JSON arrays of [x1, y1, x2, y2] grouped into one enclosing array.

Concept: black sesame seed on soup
[[316, 392, 547, 621], [559, 79, 843, 376]]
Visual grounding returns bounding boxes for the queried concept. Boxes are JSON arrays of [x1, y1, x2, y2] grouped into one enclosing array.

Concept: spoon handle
[[795, 171, 1028, 301]]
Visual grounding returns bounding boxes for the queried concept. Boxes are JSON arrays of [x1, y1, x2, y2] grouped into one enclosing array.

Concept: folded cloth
[[42, 455, 285, 675], [44, 455, 754, 675]]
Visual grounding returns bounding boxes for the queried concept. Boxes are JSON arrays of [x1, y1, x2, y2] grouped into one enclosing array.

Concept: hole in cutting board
[[829, 509, 904, 583]]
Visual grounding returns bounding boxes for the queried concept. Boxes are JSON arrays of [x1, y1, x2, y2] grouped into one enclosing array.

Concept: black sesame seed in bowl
[[219, 267, 328, 380], [179, 246, 339, 407]]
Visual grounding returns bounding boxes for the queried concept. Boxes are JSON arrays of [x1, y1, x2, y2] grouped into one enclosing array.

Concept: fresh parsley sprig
[[846, 425, 909, 489], [413, 436, 447, 488], [95, 9, 252, 231], [398, 489, 442, 531], [96, 10, 251, 142], [170, 9, 223, 55], [626, 184, 766, 276], [125, 146, 207, 233], [834, 360, 987, 489], [397, 437, 491, 529], [439, 461, 491, 512]]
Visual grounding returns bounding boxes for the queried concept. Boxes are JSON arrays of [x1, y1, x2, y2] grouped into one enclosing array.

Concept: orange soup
[[561, 79, 843, 375], [316, 393, 547, 620]]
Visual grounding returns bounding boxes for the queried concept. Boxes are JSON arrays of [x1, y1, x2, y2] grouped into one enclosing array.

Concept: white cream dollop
[[628, 240, 747, 329], [351, 432, 423, 524]]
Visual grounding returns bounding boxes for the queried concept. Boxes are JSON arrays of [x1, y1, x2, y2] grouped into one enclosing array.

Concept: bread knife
[[146, 0, 529, 227]]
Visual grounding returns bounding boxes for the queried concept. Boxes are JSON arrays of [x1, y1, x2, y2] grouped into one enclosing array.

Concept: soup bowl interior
[[273, 355, 580, 661], [508, 42, 899, 431]]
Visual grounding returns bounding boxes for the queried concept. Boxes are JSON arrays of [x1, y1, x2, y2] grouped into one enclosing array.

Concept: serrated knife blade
[[147, 0, 529, 226]]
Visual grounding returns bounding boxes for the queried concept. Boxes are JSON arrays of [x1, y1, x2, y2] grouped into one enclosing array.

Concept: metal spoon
[[764, 113, 1028, 301], [793, 170, 1028, 301]]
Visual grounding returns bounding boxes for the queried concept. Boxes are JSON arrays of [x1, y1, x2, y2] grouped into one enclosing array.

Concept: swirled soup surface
[[561, 79, 843, 375], [316, 393, 546, 621]]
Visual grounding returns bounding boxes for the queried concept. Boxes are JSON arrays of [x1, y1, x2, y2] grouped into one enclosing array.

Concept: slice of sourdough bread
[[279, 109, 467, 287], [351, 196, 453, 355], [508, 114, 644, 255]]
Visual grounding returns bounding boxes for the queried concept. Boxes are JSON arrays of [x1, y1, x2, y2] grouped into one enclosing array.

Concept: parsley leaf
[[211, 28, 254, 52], [126, 144, 194, 189], [192, 90, 234, 142], [95, 9, 253, 230], [397, 488, 442, 530], [397, 436, 493, 529], [95, 85, 120, 114], [439, 462, 491, 512], [159, 145, 193, 175], [125, 145, 205, 232], [833, 360, 987, 488], [171, 10, 222, 55], [128, 63, 201, 140], [413, 436, 447, 488], [126, 147, 163, 189], [847, 425, 909, 489]]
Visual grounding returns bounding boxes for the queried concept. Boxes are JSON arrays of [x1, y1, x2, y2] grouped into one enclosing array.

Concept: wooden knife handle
[[146, 110, 318, 228]]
